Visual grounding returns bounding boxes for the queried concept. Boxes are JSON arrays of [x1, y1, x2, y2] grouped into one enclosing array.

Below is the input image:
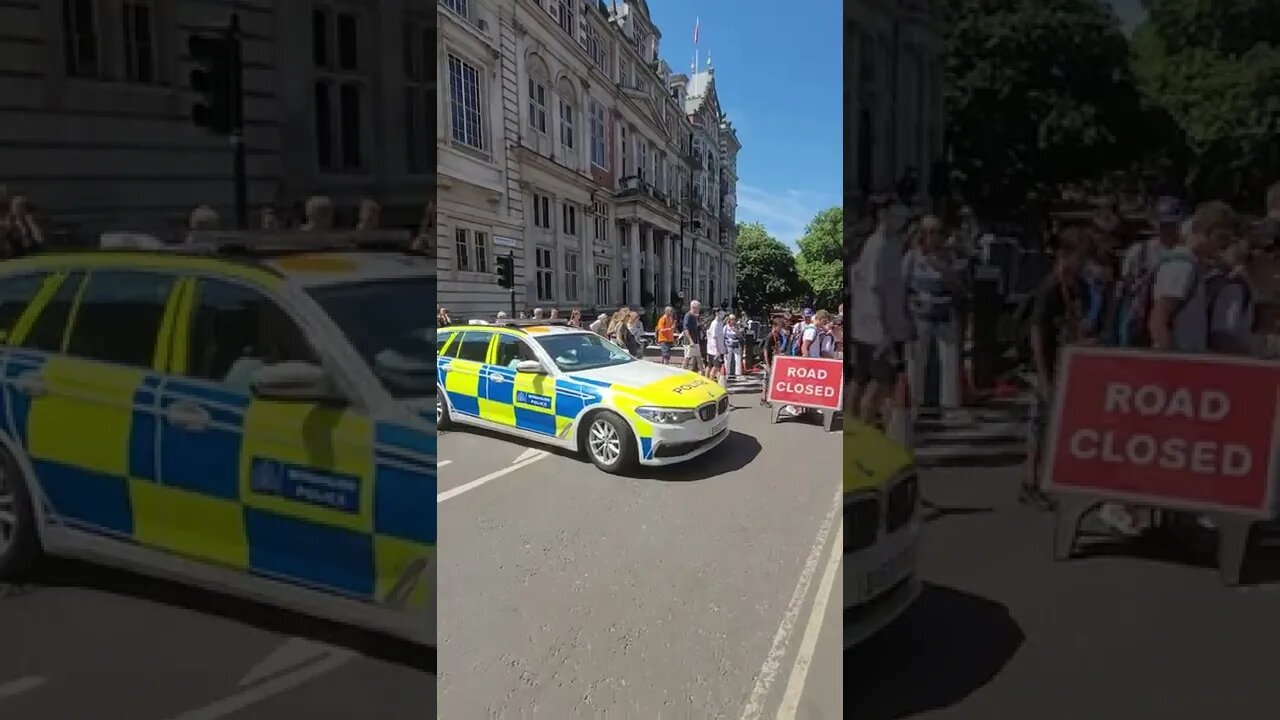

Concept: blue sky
[[646, 0, 843, 248], [1108, 0, 1146, 32]]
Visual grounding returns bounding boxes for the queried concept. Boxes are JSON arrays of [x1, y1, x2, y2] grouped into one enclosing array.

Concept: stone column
[[661, 230, 673, 308], [628, 220, 641, 307]]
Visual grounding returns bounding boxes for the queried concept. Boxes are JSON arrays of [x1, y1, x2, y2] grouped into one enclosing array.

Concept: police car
[[845, 419, 921, 647], [0, 230, 434, 647], [436, 322, 729, 473]]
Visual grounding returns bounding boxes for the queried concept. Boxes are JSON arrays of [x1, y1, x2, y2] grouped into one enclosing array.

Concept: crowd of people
[[848, 182, 1280, 527]]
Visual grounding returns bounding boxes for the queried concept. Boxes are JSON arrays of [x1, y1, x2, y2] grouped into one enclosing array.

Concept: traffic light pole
[[508, 251, 516, 319], [228, 14, 247, 230]]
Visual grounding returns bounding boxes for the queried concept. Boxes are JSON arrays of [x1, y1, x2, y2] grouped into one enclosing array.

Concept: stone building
[[0, 0, 434, 239], [846, 0, 944, 212], [437, 0, 740, 319]]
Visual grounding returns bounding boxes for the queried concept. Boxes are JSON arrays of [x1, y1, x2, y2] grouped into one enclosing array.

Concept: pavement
[[0, 559, 431, 719], [847, 464, 1280, 719], [437, 368, 843, 718]]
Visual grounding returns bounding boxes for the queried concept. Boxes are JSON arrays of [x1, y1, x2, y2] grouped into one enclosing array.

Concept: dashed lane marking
[[0, 676, 48, 701]]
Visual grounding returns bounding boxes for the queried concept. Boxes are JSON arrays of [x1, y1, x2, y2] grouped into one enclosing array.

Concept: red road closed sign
[[766, 356, 844, 411], [1044, 346, 1280, 517]]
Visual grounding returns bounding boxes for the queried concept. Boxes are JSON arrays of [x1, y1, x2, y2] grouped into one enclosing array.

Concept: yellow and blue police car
[[845, 418, 921, 648], [0, 230, 434, 648], [436, 322, 729, 474]]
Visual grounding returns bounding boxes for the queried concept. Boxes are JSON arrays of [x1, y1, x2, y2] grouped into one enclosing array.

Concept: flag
[[693, 17, 700, 45]]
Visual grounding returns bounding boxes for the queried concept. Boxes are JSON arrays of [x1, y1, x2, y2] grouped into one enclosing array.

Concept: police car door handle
[[12, 372, 46, 397], [166, 400, 211, 431], [488, 372, 506, 383]]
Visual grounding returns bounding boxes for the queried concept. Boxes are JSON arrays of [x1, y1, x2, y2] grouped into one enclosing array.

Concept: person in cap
[[1122, 196, 1183, 282]]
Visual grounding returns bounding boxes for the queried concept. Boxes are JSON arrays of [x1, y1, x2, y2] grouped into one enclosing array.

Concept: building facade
[[846, 0, 944, 212], [438, 0, 740, 320], [0, 0, 434, 239]]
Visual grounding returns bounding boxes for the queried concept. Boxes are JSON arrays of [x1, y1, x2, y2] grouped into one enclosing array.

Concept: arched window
[[527, 56, 549, 134], [556, 77, 576, 155]]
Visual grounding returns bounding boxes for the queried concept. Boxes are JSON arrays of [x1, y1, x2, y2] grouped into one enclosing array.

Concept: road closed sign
[[1043, 346, 1280, 517], [766, 356, 844, 411]]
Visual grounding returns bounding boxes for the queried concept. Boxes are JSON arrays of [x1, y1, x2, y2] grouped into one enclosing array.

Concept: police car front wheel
[[437, 396, 454, 430], [0, 449, 41, 580], [584, 412, 637, 474]]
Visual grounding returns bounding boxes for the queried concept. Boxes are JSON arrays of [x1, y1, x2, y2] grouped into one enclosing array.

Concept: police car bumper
[[844, 522, 921, 649], [640, 422, 731, 466]]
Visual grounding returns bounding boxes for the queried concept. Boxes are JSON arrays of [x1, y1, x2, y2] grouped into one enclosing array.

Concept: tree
[[943, 0, 1146, 218], [1133, 0, 1280, 208], [735, 222, 805, 313], [796, 207, 844, 311]]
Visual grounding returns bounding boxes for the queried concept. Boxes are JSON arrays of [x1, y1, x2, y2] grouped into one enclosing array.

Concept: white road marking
[[739, 489, 843, 720], [513, 447, 544, 464], [439, 460, 453, 468], [437, 450, 550, 503], [0, 676, 47, 700], [166, 648, 354, 720], [775, 525, 842, 719], [238, 637, 335, 687]]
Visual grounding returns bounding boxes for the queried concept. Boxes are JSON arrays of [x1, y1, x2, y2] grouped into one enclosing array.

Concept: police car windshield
[[308, 277, 436, 399], [534, 332, 635, 373]]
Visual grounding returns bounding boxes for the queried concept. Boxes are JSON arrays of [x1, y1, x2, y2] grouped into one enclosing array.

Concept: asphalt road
[[848, 465, 1280, 719], [437, 373, 843, 718], [0, 559, 431, 719]]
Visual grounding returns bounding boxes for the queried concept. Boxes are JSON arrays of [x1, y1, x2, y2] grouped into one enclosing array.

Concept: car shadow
[[25, 558, 435, 673], [845, 583, 1024, 719], [627, 430, 763, 482]]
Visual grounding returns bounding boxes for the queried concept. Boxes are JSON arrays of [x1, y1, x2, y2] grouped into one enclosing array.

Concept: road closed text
[[1066, 383, 1251, 476], [773, 365, 839, 399], [765, 357, 844, 410]]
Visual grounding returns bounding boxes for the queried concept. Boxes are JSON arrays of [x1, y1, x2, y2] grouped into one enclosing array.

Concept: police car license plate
[[710, 417, 728, 436], [859, 545, 914, 603]]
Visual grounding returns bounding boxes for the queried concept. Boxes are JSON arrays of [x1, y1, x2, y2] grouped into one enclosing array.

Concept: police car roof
[[489, 320, 585, 335], [76, 230, 433, 287]]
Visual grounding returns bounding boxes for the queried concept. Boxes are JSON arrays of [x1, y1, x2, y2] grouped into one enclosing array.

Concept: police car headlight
[[636, 407, 696, 424]]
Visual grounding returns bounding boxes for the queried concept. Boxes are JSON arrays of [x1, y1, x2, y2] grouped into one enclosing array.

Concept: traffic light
[[189, 33, 236, 134], [496, 254, 514, 289]]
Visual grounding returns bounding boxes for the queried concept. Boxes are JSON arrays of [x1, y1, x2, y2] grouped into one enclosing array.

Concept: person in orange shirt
[[655, 306, 677, 365]]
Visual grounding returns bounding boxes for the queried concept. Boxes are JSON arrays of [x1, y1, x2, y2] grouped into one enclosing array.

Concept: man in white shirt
[[850, 196, 913, 433], [1122, 196, 1183, 282], [1150, 200, 1235, 353]]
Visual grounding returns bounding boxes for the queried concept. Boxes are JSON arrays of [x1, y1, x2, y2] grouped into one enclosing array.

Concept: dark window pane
[[22, 273, 83, 353], [315, 82, 332, 169], [312, 9, 327, 66], [337, 13, 358, 71], [65, 271, 175, 367], [339, 82, 361, 169], [455, 332, 490, 363], [184, 279, 315, 389]]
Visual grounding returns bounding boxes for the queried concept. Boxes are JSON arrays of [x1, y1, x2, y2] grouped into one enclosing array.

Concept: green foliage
[[796, 207, 844, 311], [735, 222, 806, 313], [1134, 0, 1280, 206], [942, 0, 1145, 217]]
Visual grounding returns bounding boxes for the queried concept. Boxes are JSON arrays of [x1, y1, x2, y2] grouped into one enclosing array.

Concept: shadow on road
[[846, 583, 1023, 720], [629, 431, 762, 482], [24, 558, 435, 674]]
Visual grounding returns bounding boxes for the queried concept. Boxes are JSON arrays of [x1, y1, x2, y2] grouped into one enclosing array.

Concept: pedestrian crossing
[[910, 399, 1031, 467]]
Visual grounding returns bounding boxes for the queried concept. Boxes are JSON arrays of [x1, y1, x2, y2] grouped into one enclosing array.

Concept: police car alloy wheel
[[0, 451, 41, 579], [585, 412, 636, 474]]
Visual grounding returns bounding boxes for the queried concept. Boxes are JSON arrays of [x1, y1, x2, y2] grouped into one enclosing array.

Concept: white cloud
[[735, 184, 834, 246]]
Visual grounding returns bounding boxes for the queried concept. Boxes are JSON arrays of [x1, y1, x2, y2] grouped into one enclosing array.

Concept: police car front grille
[[717, 396, 729, 415], [845, 494, 880, 553], [697, 403, 717, 422], [884, 473, 918, 534]]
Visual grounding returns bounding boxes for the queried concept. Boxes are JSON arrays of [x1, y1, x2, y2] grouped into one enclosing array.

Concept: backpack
[[1117, 256, 1198, 348], [1206, 273, 1253, 332], [788, 325, 807, 355]]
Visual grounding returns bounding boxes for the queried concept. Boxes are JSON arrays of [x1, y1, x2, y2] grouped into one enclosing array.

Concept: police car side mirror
[[251, 362, 347, 405], [515, 360, 545, 374]]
